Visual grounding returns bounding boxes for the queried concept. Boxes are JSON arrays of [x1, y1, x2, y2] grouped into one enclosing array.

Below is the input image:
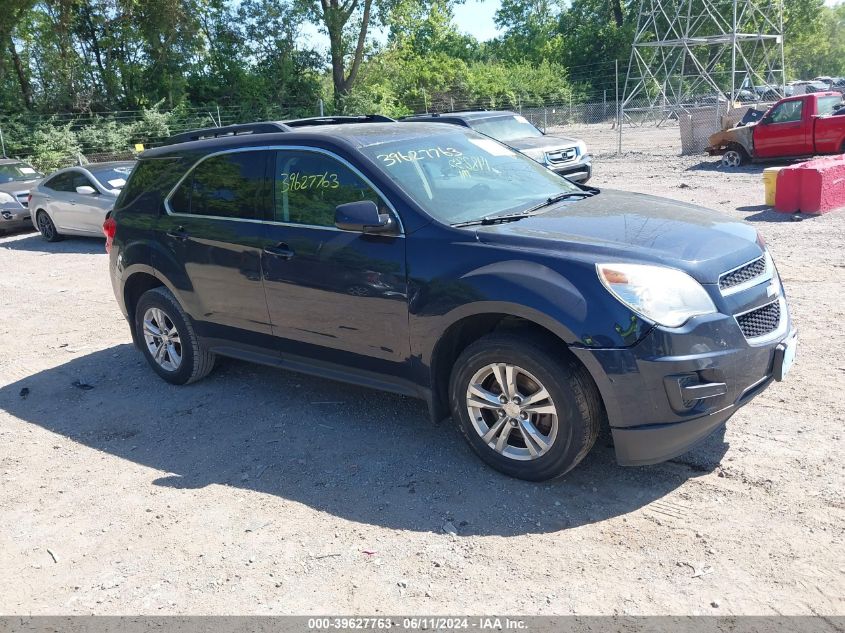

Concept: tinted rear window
[[44, 172, 76, 192], [114, 158, 184, 213], [168, 151, 270, 220]]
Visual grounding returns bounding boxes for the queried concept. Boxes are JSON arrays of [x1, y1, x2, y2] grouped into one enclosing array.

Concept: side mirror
[[335, 200, 396, 235], [76, 185, 97, 195]]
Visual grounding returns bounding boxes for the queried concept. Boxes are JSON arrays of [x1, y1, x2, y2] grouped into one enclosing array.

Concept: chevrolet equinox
[[105, 116, 797, 481]]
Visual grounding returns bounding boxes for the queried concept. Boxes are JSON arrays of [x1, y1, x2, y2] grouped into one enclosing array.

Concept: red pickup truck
[[707, 92, 845, 167]]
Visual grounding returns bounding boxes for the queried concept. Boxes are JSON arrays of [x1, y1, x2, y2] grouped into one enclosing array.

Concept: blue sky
[[453, 0, 502, 41], [300, 0, 503, 48], [300, 0, 841, 50]]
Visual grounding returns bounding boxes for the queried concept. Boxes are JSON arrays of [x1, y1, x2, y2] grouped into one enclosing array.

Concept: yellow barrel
[[763, 167, 782, 206]]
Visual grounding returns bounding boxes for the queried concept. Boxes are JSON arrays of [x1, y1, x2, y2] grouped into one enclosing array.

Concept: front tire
[[134, 287, 215, 385], [449, 332, 602, 481], [36, 211, 62, 242], [721, 146, 748, 168]]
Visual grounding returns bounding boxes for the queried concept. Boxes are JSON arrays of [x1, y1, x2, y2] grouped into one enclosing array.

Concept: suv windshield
[[470, 115, 543, 142], [0, 162, 42, 183], [361, 131, 581, 225]]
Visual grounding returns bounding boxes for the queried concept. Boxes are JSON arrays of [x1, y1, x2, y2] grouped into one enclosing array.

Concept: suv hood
[[0, 178, 38, 194], [507, 135, 579, 152], [474, 190, 761, 284], [0, 178, 39, 208]]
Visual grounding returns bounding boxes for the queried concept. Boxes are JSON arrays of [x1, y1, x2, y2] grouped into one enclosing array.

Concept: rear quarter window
[[114, 157, 184, 213], [818, 95, 843, 116]]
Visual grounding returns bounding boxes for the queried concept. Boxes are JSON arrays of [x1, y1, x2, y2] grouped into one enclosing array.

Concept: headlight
[[575, 140, 589, 157], [596, 263, 717, 328], [0, 192, 15, 205]]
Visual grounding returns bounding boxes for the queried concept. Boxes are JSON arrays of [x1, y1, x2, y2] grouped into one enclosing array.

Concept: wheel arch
[[122, 271, 165, 346], [34, 207, 51, 224], [725, 142, 750, 162], [427, 308, 598, 424]]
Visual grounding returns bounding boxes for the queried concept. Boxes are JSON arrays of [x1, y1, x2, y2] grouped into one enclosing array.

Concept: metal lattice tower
[[622, 0, 785, 117]]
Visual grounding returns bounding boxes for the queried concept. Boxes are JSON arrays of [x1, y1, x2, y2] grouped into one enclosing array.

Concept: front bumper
[[571, 308, 795, 466], [0, 207, 32, 232], [550, 157, 592, 183]]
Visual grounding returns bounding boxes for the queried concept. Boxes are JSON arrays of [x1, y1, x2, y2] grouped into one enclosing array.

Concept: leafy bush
[[131, 101, 173, 143], [30, 124, 82, 172], [76, 119, 135, 153], [352, 50, 574, 114]]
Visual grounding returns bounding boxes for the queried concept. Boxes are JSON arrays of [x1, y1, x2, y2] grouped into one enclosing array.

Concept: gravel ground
[[1, 127, 843, 616]]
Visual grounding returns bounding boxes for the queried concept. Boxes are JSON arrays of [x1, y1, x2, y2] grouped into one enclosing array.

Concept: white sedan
[[29, 161, 135, 241]]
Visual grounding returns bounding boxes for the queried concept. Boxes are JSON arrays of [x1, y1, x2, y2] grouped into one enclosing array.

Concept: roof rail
[[164, 121, 291, 146], [400, 108, 491, 119], [398, 113, 442, 120], [282, 114, 396, 127]]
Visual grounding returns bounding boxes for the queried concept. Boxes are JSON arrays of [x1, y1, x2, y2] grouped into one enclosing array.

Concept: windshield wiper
[[452, 209, 541, 227], [521, 190, 596, 214], [452, 189, 599, 228]]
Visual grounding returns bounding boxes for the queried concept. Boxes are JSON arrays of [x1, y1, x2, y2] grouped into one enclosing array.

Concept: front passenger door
[[261, 149, 410, 375]]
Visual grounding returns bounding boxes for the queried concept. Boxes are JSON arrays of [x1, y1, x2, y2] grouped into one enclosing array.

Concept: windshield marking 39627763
[[362, 131, 581, 225]]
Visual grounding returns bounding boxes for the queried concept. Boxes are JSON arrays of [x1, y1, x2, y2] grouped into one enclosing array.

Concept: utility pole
[[731, 0, 738, 103], [616, 59, 622, 155]]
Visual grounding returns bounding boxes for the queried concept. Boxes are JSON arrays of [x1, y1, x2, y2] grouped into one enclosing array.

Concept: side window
[[770, 101, 803, 124], [169, 151, 270, 220], [273, 150, 382, 227], [44, 172, 75, 192], [71, 172, 96, 191]]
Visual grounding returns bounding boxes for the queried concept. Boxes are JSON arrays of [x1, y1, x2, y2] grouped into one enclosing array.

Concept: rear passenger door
[[260, 148, 410, 374], [40, 171, 77, 231], [156, 149, 275, 348]]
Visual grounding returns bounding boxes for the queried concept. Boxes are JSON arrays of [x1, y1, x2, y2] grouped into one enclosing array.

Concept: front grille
[[719, 255, 766, 291], [545, 148, 577, 164], [736, 300, 781, 339]]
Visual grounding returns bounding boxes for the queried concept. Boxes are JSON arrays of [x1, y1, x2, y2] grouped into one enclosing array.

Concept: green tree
[[492, 0, 564, 64]]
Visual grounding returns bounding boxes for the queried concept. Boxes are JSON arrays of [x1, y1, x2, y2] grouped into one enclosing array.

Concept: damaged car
[[707, 92, 845, 167]]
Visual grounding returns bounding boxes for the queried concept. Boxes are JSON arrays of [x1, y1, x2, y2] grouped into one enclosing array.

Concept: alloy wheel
[[142, 307, 183, 372], [37, 213, 54, 240], [465, 363, 559, 461], [722, 150, 742, 168]]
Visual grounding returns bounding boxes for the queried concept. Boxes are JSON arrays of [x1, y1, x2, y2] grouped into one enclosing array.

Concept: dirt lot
[[1, 126, 843, 616]]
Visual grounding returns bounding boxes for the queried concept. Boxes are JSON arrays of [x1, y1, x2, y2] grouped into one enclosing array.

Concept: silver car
[[0, 159, 43, 235], [29, 161, 136, 241]]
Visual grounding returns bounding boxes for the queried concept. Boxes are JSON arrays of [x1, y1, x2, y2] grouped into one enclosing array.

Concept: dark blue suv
[[106, 116, 796, 481]]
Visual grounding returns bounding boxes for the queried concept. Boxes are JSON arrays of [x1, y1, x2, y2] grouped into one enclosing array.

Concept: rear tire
[[134, 287, 215, 385], [36, 211, 62, 242], [449, 332, 602, 481]]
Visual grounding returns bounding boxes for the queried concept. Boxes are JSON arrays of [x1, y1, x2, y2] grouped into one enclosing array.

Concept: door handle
[[166, 226, 189, 241], [264, 243, 295, 260]]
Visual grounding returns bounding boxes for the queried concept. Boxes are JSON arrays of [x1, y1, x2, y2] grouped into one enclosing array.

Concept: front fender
[[410, 257, 652, 375]]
